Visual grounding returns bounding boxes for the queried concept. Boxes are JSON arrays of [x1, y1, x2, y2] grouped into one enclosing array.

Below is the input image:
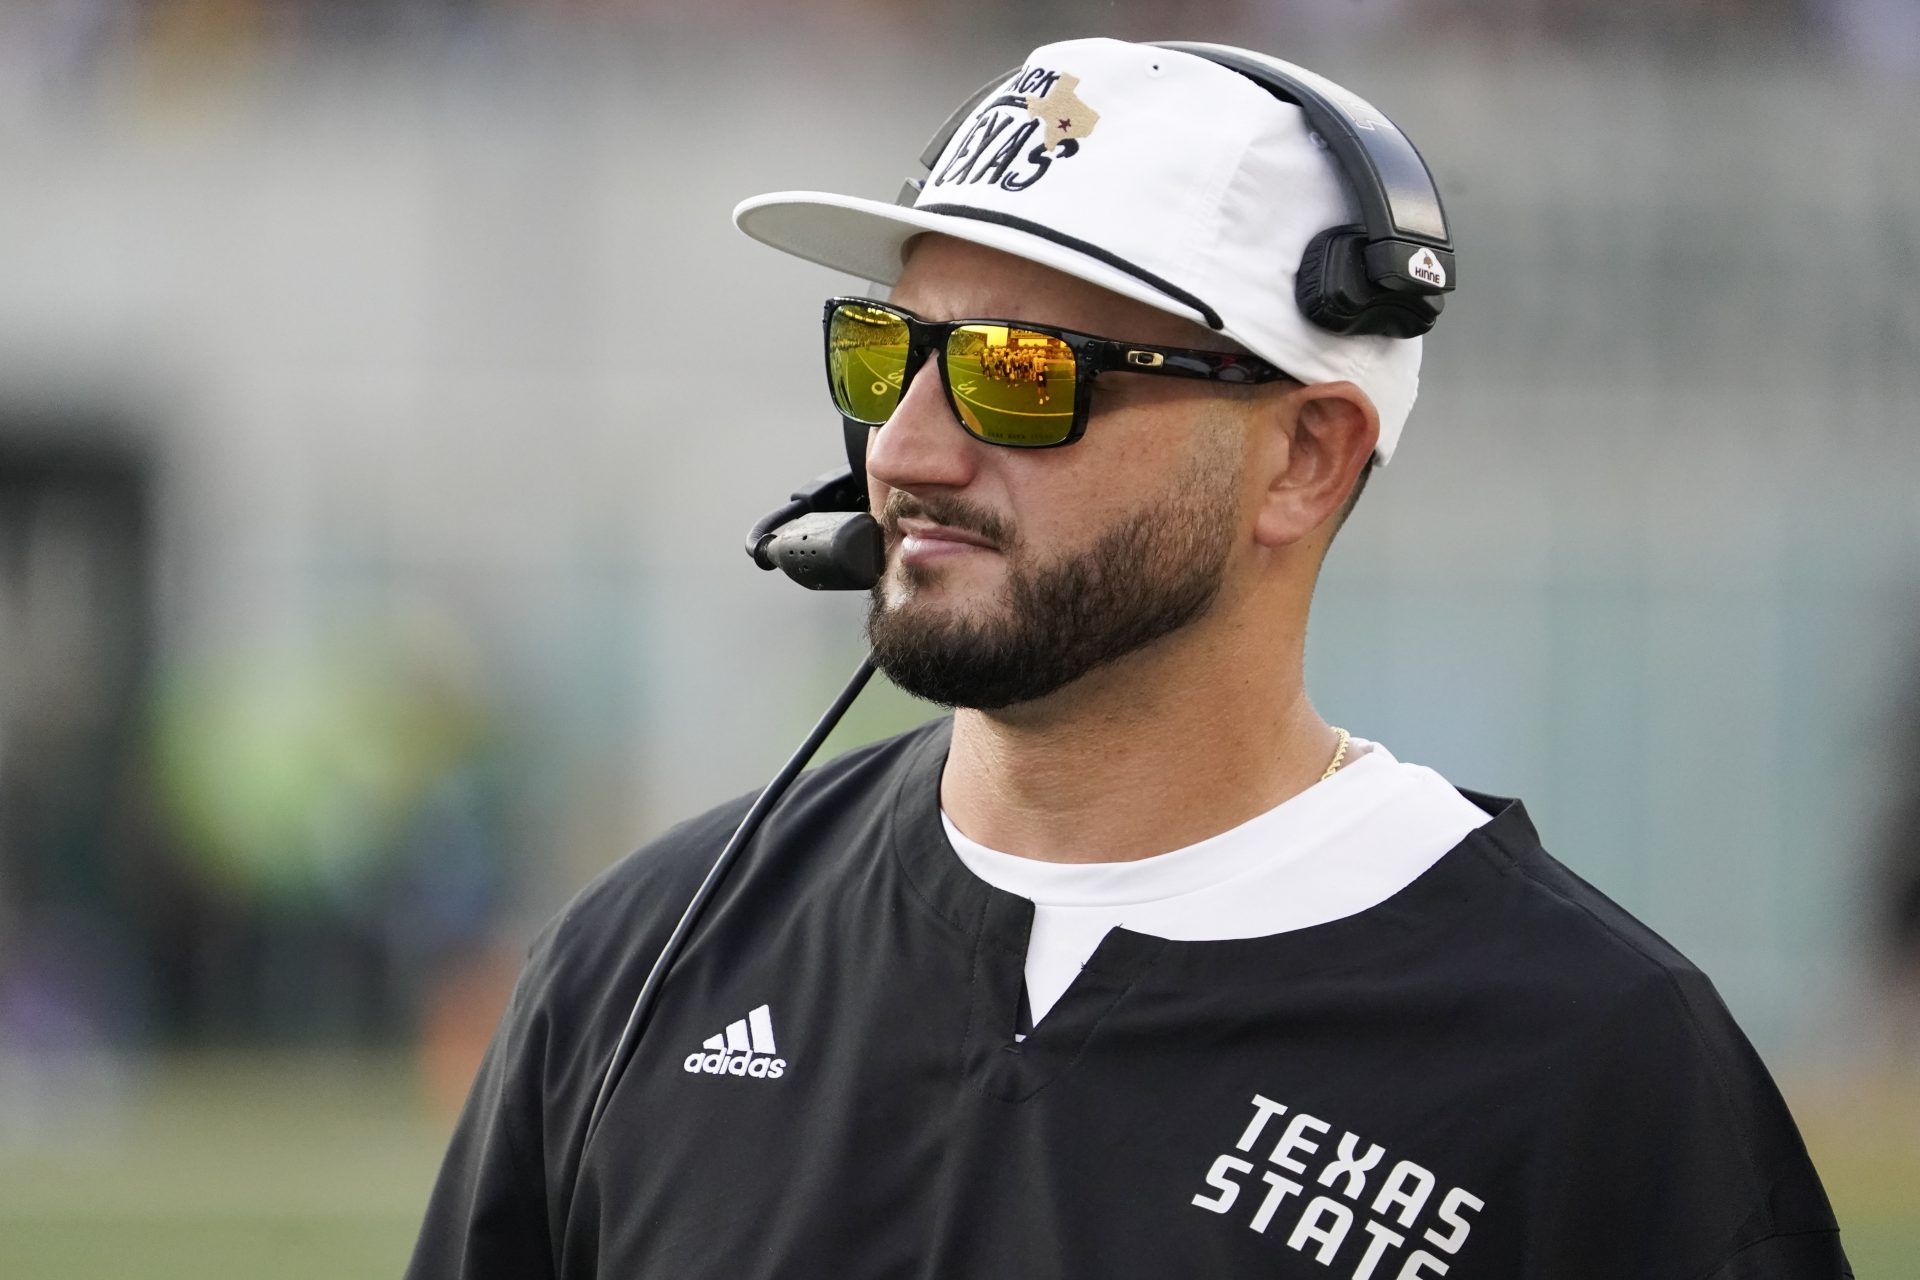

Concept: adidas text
[[683, 1003, 786, 1079], [683, 1049, 786, 1078]]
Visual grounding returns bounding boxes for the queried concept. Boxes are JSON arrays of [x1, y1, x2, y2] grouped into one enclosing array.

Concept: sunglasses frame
[[823, 296, 1299, 449]]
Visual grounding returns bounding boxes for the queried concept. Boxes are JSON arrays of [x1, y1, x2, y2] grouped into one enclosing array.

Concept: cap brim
[[733, 190, 1215, 332]]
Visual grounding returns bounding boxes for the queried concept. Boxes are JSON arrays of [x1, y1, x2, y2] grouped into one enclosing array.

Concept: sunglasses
[[823, 297, 1297, 448]]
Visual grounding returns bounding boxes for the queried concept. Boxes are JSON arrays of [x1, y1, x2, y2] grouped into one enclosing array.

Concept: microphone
[[746, 469, 885, 591], [760, 511, 884, 590]]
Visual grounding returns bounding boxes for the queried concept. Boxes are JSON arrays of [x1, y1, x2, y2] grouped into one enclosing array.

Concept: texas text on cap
[[734, 36, 1425, 464]]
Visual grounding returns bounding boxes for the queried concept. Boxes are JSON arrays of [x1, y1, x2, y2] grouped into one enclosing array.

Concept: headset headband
[[1158, 43, 1449, 249]]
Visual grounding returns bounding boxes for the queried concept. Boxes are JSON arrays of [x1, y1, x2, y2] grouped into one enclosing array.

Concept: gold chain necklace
[[1320, 727, 1351, 782]]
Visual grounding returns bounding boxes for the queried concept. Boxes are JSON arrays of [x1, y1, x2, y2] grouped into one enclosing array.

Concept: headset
[[578, 42, 1455, 1161]]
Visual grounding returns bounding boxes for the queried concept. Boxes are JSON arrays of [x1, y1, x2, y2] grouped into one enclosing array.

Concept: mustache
[[880, 492, 1015, 550]]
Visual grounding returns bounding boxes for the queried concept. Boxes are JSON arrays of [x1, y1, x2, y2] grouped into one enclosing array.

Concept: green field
[[0, 1054, 445, 1279], [0, 1054, 1914, 1276], [947, 347, 1076, 444]]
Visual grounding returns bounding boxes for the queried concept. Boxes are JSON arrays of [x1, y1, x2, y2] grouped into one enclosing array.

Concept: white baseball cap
[[734, 37, 1424, 464]]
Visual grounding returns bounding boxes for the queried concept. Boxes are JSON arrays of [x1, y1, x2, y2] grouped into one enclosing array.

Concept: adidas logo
[[682, 1004, 787, 1079]]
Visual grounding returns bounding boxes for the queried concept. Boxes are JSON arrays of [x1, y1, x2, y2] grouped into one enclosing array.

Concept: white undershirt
[[941, 740, 1491, 1027]]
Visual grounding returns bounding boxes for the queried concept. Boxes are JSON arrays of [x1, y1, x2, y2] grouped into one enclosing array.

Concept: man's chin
[[866, 578, 1024, 698]]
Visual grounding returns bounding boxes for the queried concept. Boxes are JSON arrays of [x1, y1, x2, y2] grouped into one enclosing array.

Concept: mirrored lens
[[944, 325, 1078, 446], [826, 303, 910, 424]]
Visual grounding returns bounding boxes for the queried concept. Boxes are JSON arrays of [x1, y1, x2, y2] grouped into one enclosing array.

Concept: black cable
[[581, 654, 879, 1149], [745, 498, 807, 567]]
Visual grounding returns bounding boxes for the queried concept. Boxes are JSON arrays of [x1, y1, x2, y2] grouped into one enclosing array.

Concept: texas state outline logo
[[926, 65, 1100, 195]]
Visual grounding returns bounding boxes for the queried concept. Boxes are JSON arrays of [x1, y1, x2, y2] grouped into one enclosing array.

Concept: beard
[[864, 446, 1240, 711]]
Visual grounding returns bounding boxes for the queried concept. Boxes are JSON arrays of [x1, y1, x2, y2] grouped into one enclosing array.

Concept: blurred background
[[1, 0, 1917, 1274]]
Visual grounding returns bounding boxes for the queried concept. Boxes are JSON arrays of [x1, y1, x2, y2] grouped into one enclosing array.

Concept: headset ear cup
[[1296, 225, 1445, 339], [1295, 225, 1373, 336]]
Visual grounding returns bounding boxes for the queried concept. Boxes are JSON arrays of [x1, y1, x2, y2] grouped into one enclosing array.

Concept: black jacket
[[408, 720, 1848, 1278]]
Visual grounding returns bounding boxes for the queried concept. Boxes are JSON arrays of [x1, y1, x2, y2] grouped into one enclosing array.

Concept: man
[[408, 38, 1849, 1278]]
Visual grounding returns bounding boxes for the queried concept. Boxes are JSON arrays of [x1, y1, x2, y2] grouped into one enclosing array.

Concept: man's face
[[863, 235, 1260, 711]]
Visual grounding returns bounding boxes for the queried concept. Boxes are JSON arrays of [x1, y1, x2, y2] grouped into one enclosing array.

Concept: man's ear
[[1251, 382, 1379, 550]]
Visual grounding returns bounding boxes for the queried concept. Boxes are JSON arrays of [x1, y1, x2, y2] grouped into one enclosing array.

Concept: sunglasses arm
[[1089, 342, 1288, 384]]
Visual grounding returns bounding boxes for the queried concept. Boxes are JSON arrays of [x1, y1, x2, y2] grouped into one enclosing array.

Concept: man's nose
[[864, 360, 980, 496]]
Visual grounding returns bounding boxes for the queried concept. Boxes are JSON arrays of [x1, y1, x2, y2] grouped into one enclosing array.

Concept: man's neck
[[938, 621, 1334, 864]]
